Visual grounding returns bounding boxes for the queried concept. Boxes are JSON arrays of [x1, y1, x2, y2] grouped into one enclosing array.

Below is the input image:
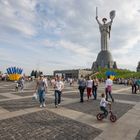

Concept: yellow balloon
[[110, 75, 115, 80], [8, 74, 21, 81]]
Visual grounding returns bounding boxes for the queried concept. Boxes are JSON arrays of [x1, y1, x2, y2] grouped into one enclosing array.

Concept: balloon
[[6, 67, 23, 81], [106, 71, 116, 81]]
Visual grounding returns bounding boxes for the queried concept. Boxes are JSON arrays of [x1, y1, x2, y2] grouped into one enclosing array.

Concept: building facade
[[54, 69, 92, 79]]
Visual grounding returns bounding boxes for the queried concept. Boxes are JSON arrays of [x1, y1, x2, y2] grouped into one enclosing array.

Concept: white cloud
[[59, 40, 93, 56], [0, 0, 37, 37]]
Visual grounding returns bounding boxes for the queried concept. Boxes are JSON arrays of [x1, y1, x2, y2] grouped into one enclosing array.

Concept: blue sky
[[0, 0, 140, 75]]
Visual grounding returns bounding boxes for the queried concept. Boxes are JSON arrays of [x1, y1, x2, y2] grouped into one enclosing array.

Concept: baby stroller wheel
[[110, 114, 117, 122]]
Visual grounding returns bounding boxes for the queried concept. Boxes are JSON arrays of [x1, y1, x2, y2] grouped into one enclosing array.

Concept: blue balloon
[[106, 71, 111, 76], [6, 68, 10, 74], [17, 67, 19, 74], [9, 67, 12, 74], [13, 67, 16, 74], [20, 69, 23, 74], [19, 68, 23, 74], [11, 67, 15, 74], [106, 71, 116, 76]]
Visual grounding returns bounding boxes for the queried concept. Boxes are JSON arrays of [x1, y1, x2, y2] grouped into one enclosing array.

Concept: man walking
[[78, 75, 86, 102], [35, 75, 48, 108]]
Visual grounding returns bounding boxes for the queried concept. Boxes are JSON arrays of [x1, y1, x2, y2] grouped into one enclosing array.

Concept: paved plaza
[[0, 81, 140, 140]]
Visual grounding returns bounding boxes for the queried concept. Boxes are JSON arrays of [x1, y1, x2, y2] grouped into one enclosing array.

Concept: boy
[[100, 93, 111, 118]]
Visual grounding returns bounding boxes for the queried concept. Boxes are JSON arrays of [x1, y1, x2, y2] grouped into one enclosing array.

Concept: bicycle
[[96, 104, 117, 122]]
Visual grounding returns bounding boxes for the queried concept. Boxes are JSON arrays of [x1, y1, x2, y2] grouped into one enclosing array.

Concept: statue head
[[102, 18, 107, 23]]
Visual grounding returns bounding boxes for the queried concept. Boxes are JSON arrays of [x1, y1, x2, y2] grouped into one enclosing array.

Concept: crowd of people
[[33, 74, 140, 109], [0, 73, 138, 120], [77, 75, 114, 102], [7, 73, 138, 114], [77, 75, 117, 118], [34, 74, 115, 117]]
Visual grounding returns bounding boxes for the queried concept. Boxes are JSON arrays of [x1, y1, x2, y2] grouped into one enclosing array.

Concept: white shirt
[[86, 80, 93, 88], [54, 81, 64, 91], [105, 78, 113, 88], [43, 78, 48, 87], [100, 98, 108, 107]]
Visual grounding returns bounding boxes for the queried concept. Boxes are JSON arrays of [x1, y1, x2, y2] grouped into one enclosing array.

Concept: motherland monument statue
[[92, 8, 117, 70]]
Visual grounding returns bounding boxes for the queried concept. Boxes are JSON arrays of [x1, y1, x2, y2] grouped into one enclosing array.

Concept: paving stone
[[0, 98, 54, 112], [0, 110, 102, 140], [12, 91, 54, 97], [12, 92, 36, 97], [135, 130, 140, 140], [0, 95, 8, 99], [0, 81, 138, 139], [63, 91, 85, 98], [0, 81, 35, 93], [63, 99, 134, 119], [113, 94, 140, 102], [0, 89, 15, 93]]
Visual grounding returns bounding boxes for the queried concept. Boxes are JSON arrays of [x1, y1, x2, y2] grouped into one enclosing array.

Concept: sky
[[0, 0, 140, 75]]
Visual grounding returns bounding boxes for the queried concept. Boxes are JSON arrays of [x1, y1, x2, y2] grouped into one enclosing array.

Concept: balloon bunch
[[106, 71, 116, 80], [6, 67, 23, 81]]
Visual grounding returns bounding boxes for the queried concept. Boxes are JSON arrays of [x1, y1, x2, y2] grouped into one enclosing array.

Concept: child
[[100, 93, 111, 118]]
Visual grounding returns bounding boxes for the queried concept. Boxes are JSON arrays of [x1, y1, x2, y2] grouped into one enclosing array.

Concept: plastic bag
[[32, 92, 38, 100]]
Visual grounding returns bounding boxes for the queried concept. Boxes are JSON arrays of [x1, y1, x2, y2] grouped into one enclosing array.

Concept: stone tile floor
[[63, 99, 134, 119], [0, 110, 102, 140], [0, 98, 54, 112]]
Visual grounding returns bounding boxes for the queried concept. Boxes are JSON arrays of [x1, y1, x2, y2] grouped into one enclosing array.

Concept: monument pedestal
[[92, 50, 117, 70]]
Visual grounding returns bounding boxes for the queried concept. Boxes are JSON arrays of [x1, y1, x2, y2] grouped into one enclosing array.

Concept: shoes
[[43, 103, 46, 107], [40, 104, 43, 108], [55, 105, 57, 108]]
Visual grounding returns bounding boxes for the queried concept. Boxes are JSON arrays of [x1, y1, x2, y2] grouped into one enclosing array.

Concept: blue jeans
[[100, 106, 108, 117], [92, 86, 97, 100], [55, 90, 61, 105], [38, 89, 45, 104]]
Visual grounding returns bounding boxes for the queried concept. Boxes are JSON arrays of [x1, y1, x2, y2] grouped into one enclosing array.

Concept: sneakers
[[40, 103, 46, 108], [43, 103, 46, 107]]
